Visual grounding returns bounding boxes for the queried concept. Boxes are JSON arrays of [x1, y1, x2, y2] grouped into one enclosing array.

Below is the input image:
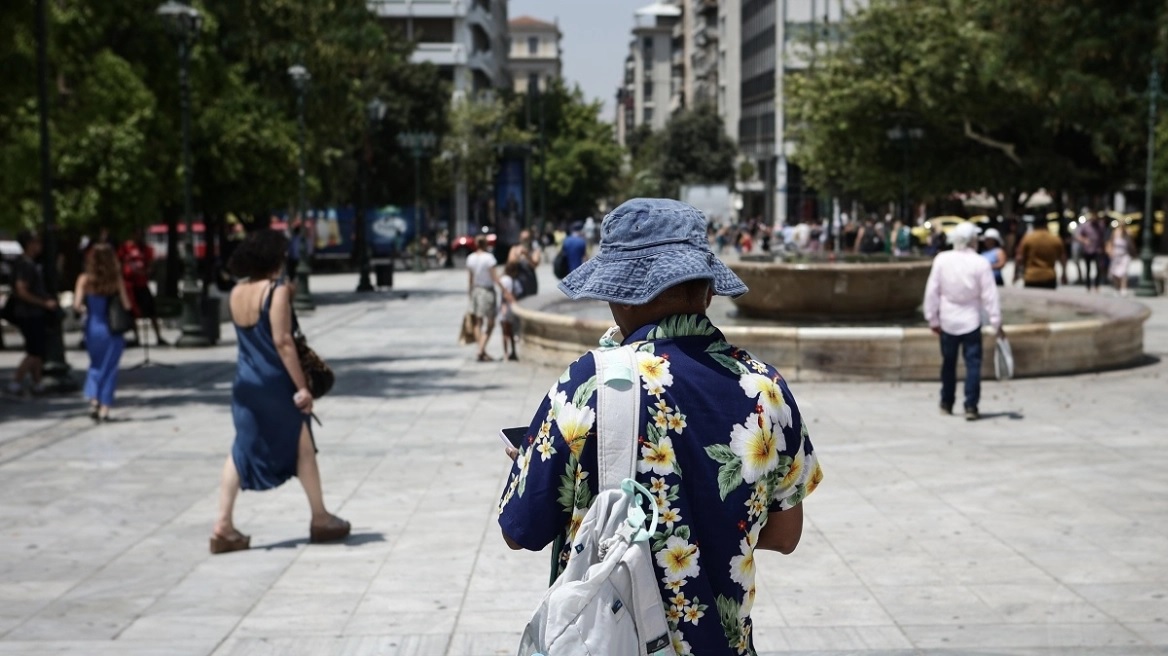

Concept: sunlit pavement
[[1, 262, 1166, 655]]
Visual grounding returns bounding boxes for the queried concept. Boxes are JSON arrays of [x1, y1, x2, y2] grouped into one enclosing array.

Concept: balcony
[[367, 0, 462, 19], [412, 42, 468, 67]]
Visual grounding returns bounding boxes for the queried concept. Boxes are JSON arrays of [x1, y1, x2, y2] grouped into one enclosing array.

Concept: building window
[[643, 36, 654, 61], [643, 107, 654, 124], [643, 80, 654, 99], [528, 36, 539, 55], [528, 73, 540, 93]]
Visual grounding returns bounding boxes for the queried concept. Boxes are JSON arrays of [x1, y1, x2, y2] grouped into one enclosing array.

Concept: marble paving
[[1, 263, 1166, 656]]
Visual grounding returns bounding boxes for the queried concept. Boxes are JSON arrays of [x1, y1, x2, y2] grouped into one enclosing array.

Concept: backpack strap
[[593, 344, 640, 493]]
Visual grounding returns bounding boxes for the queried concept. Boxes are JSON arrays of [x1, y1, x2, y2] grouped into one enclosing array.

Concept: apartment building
[[615, 2, 681, 146], [369, 0, 511, 96], [719, 0, 864, 224], [507, 16, 562, 94]]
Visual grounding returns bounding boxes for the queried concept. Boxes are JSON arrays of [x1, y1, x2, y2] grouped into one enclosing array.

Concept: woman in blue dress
[[210, 229, 349, 554], [72, 244, 131, 421]]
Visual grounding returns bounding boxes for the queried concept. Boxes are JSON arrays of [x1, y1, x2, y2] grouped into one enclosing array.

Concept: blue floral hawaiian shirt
[[498, 313, 822, 656]]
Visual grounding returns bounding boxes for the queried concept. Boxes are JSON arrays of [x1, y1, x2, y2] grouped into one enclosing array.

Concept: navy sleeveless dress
[[83, 294, 125, 406], [232, 282, 312, 490]]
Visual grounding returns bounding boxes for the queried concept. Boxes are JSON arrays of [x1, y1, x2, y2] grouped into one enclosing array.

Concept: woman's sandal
[[309, 516, 351, 544], [209, 531, 251, 555]]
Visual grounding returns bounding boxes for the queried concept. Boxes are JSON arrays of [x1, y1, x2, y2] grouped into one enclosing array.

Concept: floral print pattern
[[498, 313, 821, 655]]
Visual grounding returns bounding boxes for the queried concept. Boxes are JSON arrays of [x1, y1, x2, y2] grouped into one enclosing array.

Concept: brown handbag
[[295, 330, 334, 398]]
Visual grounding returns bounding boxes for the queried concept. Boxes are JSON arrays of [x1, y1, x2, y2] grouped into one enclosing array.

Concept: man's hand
[[44, 298, 59, 311], [505, 446, 519, 461], [930, 325, 941, 336]]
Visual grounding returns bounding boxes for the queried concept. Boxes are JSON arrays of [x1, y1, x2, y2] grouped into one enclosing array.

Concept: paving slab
[[1, 262, 1166, 656]]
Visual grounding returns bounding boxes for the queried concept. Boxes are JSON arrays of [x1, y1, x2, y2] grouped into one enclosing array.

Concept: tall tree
[[786, 0, 1168, 215], [518, 80, 624, 223]]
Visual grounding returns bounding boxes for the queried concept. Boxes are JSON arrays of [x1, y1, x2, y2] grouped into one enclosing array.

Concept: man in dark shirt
[[7, 231, 58, 395]]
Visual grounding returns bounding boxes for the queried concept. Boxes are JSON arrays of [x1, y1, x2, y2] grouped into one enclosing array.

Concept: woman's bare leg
[[213, 452, 242, 536], [295, 423, 330, 522]]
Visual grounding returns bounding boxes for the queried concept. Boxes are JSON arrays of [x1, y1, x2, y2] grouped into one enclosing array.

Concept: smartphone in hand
[[499, 426, 527, 450]]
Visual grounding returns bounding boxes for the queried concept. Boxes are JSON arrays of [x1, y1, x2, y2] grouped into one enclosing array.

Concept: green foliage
[[435, 94, 530, 202], [787, 0, 1168, 211], [618, 104, 737, 200], [518, 80, 624, 222], [0, 0, 446, 237]]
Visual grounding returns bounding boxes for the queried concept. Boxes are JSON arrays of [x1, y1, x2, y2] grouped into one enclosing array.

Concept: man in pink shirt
[[923, 222, 1003, 421]]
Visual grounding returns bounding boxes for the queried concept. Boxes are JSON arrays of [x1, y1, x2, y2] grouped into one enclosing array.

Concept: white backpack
[[518, 345, 679, 656]]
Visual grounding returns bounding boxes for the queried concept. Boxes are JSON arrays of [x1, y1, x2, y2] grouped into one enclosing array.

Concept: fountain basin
[[514, 288, 1150, 382], [727, 254, 933, 321]]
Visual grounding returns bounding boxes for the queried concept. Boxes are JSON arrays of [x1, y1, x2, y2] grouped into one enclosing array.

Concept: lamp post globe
[[157, 0, 210, 347], [288, 64, 315, 311]]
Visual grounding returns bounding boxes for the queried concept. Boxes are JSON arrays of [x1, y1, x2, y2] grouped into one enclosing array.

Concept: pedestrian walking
[[467, 235, 513, 362], [560, 224, 588, 273], [498, 198, 822, 655], [5, 230, 59, 396], [118, 235, 169, 346], [72, 244, 132, 422], [1015, 219, 1067, 289], [980, 228, 1007, 286], [210, 229, 349, 555], [1075, 210, 1106, 291], [1107, 225, 1134, 295], [498, 260, 521, 361], [924, 222, 1003, 421], [506, 229, 541, 299]]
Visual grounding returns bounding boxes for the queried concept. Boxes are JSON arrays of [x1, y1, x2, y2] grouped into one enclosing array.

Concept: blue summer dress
[[232, 281, 312, 490], [83, 294, 126, 406]]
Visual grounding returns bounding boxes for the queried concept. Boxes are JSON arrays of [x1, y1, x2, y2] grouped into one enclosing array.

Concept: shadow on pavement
[[254, 531, 386, 551], [976, 411, 1025, 420]]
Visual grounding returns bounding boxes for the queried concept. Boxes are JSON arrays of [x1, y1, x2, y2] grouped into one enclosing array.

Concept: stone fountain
[[515, 254, 1150, 382]]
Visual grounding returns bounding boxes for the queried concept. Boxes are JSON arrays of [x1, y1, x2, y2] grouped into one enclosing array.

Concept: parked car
[[1119, 210, 1164, 239], [450, 232, 497, 255]]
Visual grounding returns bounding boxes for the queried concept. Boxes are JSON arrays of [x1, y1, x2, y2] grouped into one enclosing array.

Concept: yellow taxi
[[1119, 210, 1165, 239], [911, 215, 969, 244]]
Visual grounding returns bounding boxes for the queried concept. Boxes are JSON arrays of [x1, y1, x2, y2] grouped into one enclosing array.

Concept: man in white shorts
[[466, 235, 513, 361]]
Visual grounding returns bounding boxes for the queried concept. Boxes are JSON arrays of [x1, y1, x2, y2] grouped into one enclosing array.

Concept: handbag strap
[[593, 344, 641, 492]]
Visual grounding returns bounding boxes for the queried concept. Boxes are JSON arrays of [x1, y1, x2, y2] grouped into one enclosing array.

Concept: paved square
[[1, 266, 1166, 655]]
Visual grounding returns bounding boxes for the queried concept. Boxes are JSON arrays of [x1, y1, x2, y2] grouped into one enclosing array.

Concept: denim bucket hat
[[558, 198, 748, 305]]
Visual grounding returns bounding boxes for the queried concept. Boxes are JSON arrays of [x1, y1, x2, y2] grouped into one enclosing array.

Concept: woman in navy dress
[[210, 229, 349, 554], [72, 244, 131, 421]]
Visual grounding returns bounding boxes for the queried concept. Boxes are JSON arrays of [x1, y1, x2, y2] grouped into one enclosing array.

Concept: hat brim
[[558, 248, 748, 305]]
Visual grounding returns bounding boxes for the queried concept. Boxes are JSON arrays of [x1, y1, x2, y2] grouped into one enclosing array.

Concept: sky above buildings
[[508, 0, 644, 119]]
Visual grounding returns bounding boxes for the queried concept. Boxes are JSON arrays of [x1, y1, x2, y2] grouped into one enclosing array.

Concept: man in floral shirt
[[498, 198, 822, 656]]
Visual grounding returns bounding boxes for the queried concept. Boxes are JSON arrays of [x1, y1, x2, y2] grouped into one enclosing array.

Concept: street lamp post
[[1136, 65, 1162, 298], [288, 64, 315, 311], [356, 98, 386, 293], [396, 131, 437, 273], [886, 125, 924, 223], [157, 1, 209, 347], [35, 0, 76, 391]]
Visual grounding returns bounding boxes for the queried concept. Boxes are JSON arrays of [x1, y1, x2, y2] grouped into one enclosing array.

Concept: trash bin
[[201, 296, 221, 344], [375, 260, 394, 289]]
